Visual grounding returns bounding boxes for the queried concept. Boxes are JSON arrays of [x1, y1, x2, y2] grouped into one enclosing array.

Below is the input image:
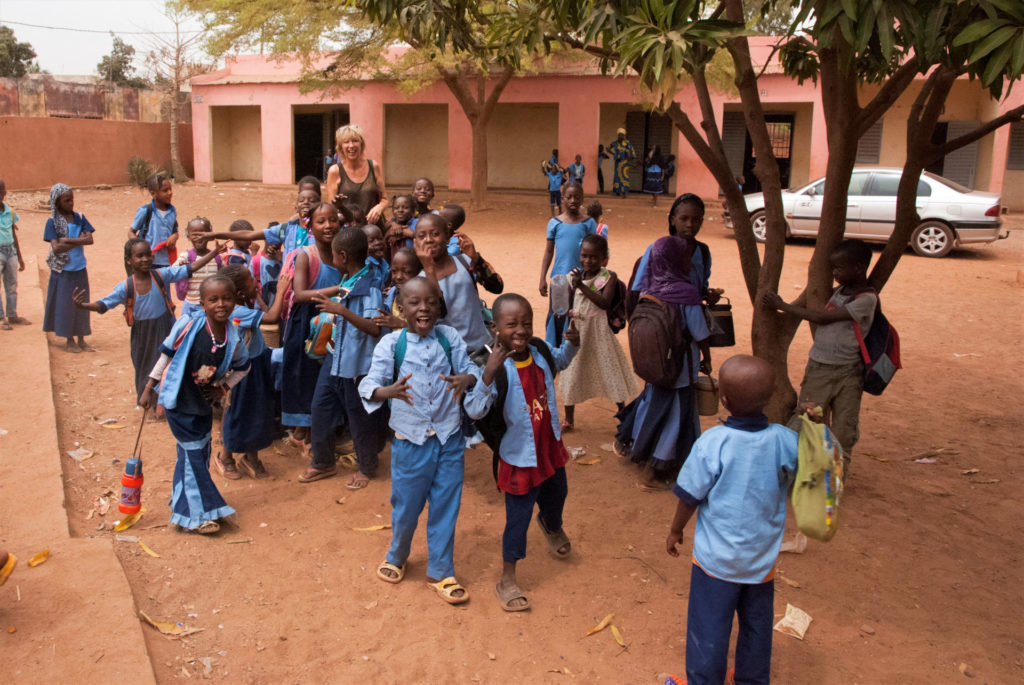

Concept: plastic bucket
[[696, 375, 720, 416]]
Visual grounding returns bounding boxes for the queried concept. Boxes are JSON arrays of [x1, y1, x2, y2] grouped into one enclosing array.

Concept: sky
[[0, 0, 207, 76]]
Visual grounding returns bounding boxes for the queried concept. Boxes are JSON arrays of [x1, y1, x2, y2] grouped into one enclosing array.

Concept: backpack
[[475, 338, 558, 481], [850, 291, 900, 396], [305, 306, 337, 360], [277, 245, 322, 321], [124, 271, 175, 327], [627, 294, 692, 387], [792, 414, 843, 542], [174, 249, 223, 301], [606, 278, 627, 334], [392, 328, 477, 437], [137, 203, 179, 263]]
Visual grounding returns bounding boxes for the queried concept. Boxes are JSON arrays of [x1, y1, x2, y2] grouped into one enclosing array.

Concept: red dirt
[[5, 182, 1022, 682]]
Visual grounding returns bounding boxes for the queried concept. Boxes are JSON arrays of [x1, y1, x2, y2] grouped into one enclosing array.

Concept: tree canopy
[[97, 35, 151, 88], [0, 25, 42, 78]]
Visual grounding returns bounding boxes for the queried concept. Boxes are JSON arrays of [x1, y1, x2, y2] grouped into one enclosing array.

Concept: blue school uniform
[[310, 267, 385, 476], [568, 162, 585, 184], [131, 202, 177, 266], [359, 325, 485, 580], [264, 220, 312, 257], [42, 213, 94, 338], [226, 247, 251, 267], [280, 259, 340, 427], [546, 170, 564, 192], [366, 256, 390, 291], [429, 256, 491, 354], [222, 304, 277, 454], [157, 314, 249, 529], [252, 254, 282, 306], [96, 265, 189, 400], [544, 217, 597, 346]]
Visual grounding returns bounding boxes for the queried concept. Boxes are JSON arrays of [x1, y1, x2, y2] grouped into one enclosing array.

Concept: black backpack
[[476, 337, 558, 480], [628, 294, 692, 388]]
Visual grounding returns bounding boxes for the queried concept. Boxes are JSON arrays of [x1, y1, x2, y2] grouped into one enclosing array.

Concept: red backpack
[[277, 245, 322, 321]]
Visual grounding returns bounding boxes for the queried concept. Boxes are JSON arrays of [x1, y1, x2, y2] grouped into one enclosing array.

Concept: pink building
[[190, 40, 1024, 209]]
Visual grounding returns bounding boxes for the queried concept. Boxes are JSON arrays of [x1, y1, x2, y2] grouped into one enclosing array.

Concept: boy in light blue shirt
[[358, 277, 483, 606], [300, 227, 385, 490], [666, 354, 798, 685], [0, 179, 26, 328]]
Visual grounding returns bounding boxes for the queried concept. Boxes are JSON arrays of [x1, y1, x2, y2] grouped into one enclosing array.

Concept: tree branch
[[934, 105, 1024, 159], [856, 58, 920, 136]]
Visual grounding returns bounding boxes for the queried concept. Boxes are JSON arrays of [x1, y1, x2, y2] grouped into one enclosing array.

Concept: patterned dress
[[609, 139, 636, 195]]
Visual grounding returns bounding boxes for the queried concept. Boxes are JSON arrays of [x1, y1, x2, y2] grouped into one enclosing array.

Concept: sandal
[[536, 513, 572, 559], [8, 316, 31, 325], [0, 552, 16, 586], [286, 433, 311, 454], [0, 321, 11, 331], [428, 576, 469, 605], [238, 455, 269, 479], [494, 582, 531, 612], [338, 452, 358, 469], [377, 561, 405, 584], [297, 466, 337, 483], [214, 452, 241, 480], [195, 520, 220, 535], [560, 420, 574, 433], [346, 473, 370, 490]]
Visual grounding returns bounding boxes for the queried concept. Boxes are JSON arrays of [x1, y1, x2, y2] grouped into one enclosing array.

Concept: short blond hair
[[335, 124, 366, 152]]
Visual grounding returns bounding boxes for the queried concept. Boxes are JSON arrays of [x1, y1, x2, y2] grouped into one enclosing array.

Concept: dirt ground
[[6, 182, 1023, 683]]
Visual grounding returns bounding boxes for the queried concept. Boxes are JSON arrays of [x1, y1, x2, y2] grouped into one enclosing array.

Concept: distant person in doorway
[[567, 155, 586, 185], [325, 124, 389, 227], [596, 144, 609, 194], [609, 128, 636, 197]]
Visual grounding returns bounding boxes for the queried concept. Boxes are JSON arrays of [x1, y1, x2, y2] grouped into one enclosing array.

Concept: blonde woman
[[325, 124, 389, 225]]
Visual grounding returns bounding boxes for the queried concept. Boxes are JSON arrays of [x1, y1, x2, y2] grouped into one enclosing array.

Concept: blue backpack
[[850, 290, 901, 396], [392, 328, 476, 437]]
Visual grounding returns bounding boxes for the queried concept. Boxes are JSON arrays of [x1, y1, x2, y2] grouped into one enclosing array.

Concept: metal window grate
[[1008, 121, 1024, 170]]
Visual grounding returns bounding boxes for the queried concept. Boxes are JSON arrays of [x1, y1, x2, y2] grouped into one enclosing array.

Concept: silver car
[[726, 168, 1007, 257]]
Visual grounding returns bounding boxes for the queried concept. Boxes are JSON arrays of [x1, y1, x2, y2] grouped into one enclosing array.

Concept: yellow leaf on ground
[[586, 613, 613, 636], [114, 512, 143, 531], [610, 624, 626, 647], [100, 423, 127, 430], [28, 549, 50, 567], [138, 540, 160, 558], [576, 458, 601, 466], [139, 611, 204, 638], [352, 524, 391, 531]]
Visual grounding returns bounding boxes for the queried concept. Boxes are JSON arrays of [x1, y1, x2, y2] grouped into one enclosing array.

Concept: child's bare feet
[[65, 339, 81, 353], [76, 337, 95, 352], [238, 453, 269, 479], [346, 472, 371, 490]]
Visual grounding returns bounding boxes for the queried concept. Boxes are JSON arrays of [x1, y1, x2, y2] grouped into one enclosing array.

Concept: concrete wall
[[0, 76, 190, 123], [385, 103, 448, 187], [487, 103, 559, 188], [210, 105, 262, 181], [0, 116, 193, 190]]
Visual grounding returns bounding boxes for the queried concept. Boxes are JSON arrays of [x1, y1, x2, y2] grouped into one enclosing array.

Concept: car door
[[841, 171, 871, 237], [789, 180, 825, 236], [858, 171, 901, 239]]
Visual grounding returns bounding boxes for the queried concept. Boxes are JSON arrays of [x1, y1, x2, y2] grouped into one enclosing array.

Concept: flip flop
[[297, 466, 337, 483], [0, 321, 12, 331], [195, 521, 220, 535], [377, 561, 405, 584], [338, 452, 358, 469], [238, 455, 269, 479], [536, 513, 572, 559], [214, 452, 242, 480], [560, 420, 574, 433], [286, 433, 311, 454], [0, 552, 16, 586], [346, 473, 370, 490], [428, 576, 469, 605], [494, 582, 531, 612]]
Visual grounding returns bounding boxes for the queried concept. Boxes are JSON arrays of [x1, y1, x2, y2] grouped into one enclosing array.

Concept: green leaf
[[982, 38, 1014, 85], [1011, 33, 1024, 76], [969, 25, 1018, 63], [987, 0, 1024, 23], [953, 18, 1010, 47], [840, 0, 858, 22]]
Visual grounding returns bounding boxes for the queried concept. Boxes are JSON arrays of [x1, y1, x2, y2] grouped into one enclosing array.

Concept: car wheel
[[911, 221, 954, 258], [751, 210, 768, 243]]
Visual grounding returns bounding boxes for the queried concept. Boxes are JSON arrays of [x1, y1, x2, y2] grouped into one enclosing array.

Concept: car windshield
[[924, 172, 972, 194]]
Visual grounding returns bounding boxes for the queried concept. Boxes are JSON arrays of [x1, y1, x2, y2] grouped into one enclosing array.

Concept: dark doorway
[[741, 113, 794, 193], [625, 111, 675, 193], [294, 113, 325, 183]]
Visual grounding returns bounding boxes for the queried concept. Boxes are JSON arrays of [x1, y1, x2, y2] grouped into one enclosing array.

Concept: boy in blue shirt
[[666, 354, 798, 685], [299, 227, 385, 490], [567, 154, 585, 184], [0, 179, 26, 328], [358, 277, 483, 605], [542, 161, 566, 217], [130, 174, 178, 267]]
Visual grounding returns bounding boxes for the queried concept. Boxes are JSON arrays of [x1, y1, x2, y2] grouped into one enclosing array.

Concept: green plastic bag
[[792, 414, 843, 542]]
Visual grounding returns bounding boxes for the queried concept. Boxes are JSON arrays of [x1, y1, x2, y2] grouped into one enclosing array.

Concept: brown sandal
[[297, 466, 337, 483]]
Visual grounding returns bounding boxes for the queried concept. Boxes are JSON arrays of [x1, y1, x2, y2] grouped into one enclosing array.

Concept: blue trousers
[[310, 364, 382, 476], [545, 309, 568, 348], [166, 409, 235, 530], [387, 432, 465, 580], [686, 564, 774, 685], [503, 467, 567, 562]]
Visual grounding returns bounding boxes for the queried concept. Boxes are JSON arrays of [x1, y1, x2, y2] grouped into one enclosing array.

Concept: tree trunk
[[168, 90, 190, 181], [469, 117, 489, 209]]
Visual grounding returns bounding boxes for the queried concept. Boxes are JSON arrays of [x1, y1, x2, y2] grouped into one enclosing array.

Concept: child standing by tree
[[763, 238, 877, 475], [139, 275, 251, 535], [465, 294, 580, 612], [538, 181, 597, 347], [299, 227, 385, 489], [359, 277, 483, 605], [559, 235, 635, 431], [43, 184, 94, 352], [666, 354, 798, 684], [73, 238, 222, 401], [176, 218, 223, 318], [129, 174, 178, 267], [0, 179, 26, 330]]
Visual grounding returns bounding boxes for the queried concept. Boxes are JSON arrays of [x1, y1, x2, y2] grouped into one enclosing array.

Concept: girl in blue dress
[[42, 184, 94, 353]]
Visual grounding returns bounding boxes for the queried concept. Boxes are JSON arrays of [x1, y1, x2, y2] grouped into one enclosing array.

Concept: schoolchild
[[200, 187, 320, 258], [215, 264, 291, 480], [464, 294, 580, 612], [226, 219, 254, 266], [362, 224, 390, 290], [412, 177, 435, 216], [42, 184, 94, 352], [559, 234, 636, 431], [437, 203, 466, 257], [358, 277, 483, 605], [250, 241, 282, 307], [139, 275, 251, 535], [763, 238, 877, 474], [0, 179, 26, 329], [73, 238, 221, 401], [384, 193, 416, 261], [567, 154, 586, 184], [537, 180, 596, 347], [129, 173, 178, 267], [666, 355, 798, 684], [279, 202, 342, 448], [175, 217, 223, 318], [542, 161, 567, 217], [299, 227, 385, 490], [372, 246, 421, 332], [587, 200, 609, 240]]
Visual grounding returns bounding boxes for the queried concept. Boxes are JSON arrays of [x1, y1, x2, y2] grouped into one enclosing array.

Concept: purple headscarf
[[641, 236, 703, 305]]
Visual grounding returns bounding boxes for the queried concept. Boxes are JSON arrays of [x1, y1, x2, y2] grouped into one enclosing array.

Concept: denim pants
[[686, 564, 774, 685], [309, 363, 382, 476], [503, 467, 568, 562], [0, 244, 19, 319]]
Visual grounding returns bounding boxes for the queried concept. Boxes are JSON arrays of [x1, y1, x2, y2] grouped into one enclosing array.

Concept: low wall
[[0, 117, 193, 190]]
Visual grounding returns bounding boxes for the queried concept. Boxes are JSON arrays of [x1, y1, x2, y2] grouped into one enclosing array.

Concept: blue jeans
[[503, 467, 567, 562], [0, 244, 19, 319], [686, 564, 774, 685]]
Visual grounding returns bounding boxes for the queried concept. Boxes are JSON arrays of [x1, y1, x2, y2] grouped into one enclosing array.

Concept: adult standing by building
[[609, 128, 636, 197], [325, 124, 389, 226]]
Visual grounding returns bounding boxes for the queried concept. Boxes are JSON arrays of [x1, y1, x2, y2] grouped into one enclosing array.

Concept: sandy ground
[[3, 182, 1022, 683]]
